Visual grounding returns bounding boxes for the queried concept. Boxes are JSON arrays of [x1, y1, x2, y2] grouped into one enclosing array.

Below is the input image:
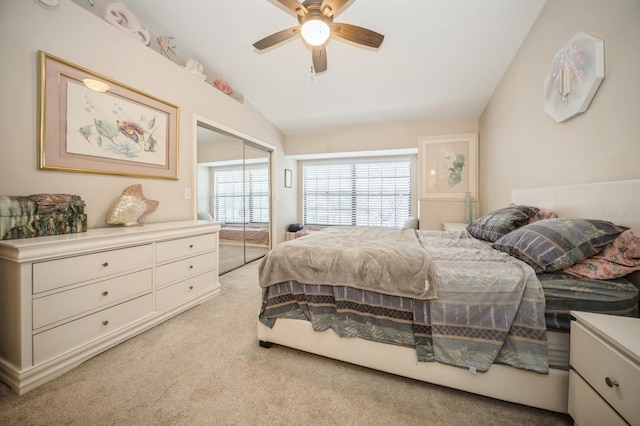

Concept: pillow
[[197, 212, 214, 221], [528, 208, 558, 224], [563, 230, 640, 279], [492, 218, 628, 273], [402, 217, 419, 229], [466, 205, 539, 242]]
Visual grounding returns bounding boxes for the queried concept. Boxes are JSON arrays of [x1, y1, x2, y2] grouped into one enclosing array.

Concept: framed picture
[[37, 51, 179, 179], [284, 169, 292, 188], [418, 133, 478, 200]]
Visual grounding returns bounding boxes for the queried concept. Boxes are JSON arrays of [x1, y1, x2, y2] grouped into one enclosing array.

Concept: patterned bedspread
[[259, 229, 549, 374]]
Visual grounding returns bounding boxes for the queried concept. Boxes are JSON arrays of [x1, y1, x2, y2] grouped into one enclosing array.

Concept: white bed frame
[[257, 179, 640, 414]]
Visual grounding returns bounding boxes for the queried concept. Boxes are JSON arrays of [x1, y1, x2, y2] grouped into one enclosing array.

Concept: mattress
[[538, 272, 639, 332]]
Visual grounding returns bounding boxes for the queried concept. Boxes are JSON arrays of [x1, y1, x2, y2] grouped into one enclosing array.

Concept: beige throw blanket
[[259, 227, 438, 300]]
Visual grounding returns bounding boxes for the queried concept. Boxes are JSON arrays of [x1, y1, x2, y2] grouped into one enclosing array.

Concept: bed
[[219, 223, 270, 246], [256, 179, 640, 414]]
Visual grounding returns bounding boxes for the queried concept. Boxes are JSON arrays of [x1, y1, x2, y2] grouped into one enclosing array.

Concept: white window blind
[[303, 158, 413, 228], [214, 164, 269, 223]]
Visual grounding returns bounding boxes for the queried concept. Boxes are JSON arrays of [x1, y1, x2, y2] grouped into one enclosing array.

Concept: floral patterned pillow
[[563, 230, 640, 279], [528, 208, 558, 224]]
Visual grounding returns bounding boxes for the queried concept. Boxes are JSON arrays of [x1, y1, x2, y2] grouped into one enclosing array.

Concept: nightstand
[[285, 231, 297, 241], [569, 311, 640, 425], [442, 222, 467, 231]]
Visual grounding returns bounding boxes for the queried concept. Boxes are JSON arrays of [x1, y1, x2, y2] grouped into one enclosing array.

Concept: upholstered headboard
[[512, 179, 640, 290], [512, 179, 640, 234]]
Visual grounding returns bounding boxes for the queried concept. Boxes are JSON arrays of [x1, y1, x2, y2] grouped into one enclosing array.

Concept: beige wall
[[0, 0, 287, 232], [285, 120, 479, 230], [479, 0, 640, 214], [285, 120, 478, 156]]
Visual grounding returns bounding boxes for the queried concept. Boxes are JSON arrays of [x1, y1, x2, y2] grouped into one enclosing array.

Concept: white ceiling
[[113, 0, 545, 136]]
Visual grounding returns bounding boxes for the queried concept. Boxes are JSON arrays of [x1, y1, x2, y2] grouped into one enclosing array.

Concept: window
[[303, 157, 414, 228], [214, 164, 269, 223]]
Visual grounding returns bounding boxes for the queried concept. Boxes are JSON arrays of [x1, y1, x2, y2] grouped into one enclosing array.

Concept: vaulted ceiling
[[103, 0, 545, 135]]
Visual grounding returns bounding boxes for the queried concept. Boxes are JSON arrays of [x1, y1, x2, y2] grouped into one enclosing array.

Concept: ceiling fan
[[253, 0, 384, 73]]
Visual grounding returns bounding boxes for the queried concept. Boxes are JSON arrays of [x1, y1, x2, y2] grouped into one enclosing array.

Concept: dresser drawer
[[33, 244, 152, 293], [33, 294, 153, 365], [33, 269, 152, 329], [571, 321, 640, 423], [156, 270, 217, 310], [568, 370, 627, 426], [155, 233, 216, 263], [156, 252, 216, 288]]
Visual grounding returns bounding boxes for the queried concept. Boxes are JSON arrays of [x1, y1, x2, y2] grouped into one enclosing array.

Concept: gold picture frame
[[418, 133, 478, 200], [37, 51, 179, 179]]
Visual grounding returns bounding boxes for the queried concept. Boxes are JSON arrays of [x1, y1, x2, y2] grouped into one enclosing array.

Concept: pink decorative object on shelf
[[157, 35, 176, 58], [213, 79, 233, 95]]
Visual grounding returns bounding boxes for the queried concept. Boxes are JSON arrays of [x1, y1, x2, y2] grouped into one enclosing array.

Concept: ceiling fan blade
[[331, 23, 384, 48], [319, 0, 349, 17], [276, 0, 308, 16], [253, 26, 300, 50], [312, 45, 327, 73]]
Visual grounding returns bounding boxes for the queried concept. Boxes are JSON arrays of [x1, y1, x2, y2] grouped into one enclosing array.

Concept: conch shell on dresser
[[105, 184, 158, 227]]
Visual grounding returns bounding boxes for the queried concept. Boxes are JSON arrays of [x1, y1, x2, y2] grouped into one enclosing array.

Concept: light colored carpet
[[0, 261, 572, 425]]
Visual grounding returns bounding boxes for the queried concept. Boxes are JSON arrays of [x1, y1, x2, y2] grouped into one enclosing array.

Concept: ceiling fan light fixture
[[301, 19, 330, 46]]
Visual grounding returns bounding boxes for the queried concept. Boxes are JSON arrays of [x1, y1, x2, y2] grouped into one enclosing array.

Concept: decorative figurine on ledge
[[184, 58, 206, 81], [106, 184, 158, 227], [158, 35, 177, 58], [213, 79, 233, 95], [104, 2, 151, 46]]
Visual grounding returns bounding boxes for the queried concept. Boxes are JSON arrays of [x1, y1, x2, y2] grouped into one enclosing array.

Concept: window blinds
[[303, 158, 412, 228], [214, 164, 269, 223]]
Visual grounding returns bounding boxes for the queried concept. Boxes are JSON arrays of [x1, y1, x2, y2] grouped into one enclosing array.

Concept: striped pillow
[[492, 218, 628, 273], [466, 205, 539, 242]]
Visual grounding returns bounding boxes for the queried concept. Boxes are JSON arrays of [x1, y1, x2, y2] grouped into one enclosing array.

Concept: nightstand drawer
[[156, 233, 216, 263], [155, 252, 216, 287], [33, 294, 153, 365], [568, 370, 627, 426], [571, 321, 640, 423], [33, 244, 152, 293], [32, 269, 152, 329]]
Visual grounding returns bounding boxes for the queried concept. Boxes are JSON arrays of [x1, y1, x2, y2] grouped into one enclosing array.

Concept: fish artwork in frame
[[37, 51, 179, 179]]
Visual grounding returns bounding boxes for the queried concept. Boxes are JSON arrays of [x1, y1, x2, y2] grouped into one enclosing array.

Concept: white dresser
[[0, 220, 220, 395], [569, 311, 640, 426]]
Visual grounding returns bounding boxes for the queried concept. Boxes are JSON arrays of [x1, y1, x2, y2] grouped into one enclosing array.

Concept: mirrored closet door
[[197, 123, 271, 274]]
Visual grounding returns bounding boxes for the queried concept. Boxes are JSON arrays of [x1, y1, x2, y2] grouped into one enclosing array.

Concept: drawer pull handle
[[605, 377, 619, 388], [102, 262, 109, 267], [189, 265, 194, 269], [102, 320, 109, 326], [189, 244, 194, 249], [189, 286, 194, 290], [102, 291, 109, 296]]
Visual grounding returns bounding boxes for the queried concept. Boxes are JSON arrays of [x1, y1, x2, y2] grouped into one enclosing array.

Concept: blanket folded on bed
[[259, 227, 438, 300]]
